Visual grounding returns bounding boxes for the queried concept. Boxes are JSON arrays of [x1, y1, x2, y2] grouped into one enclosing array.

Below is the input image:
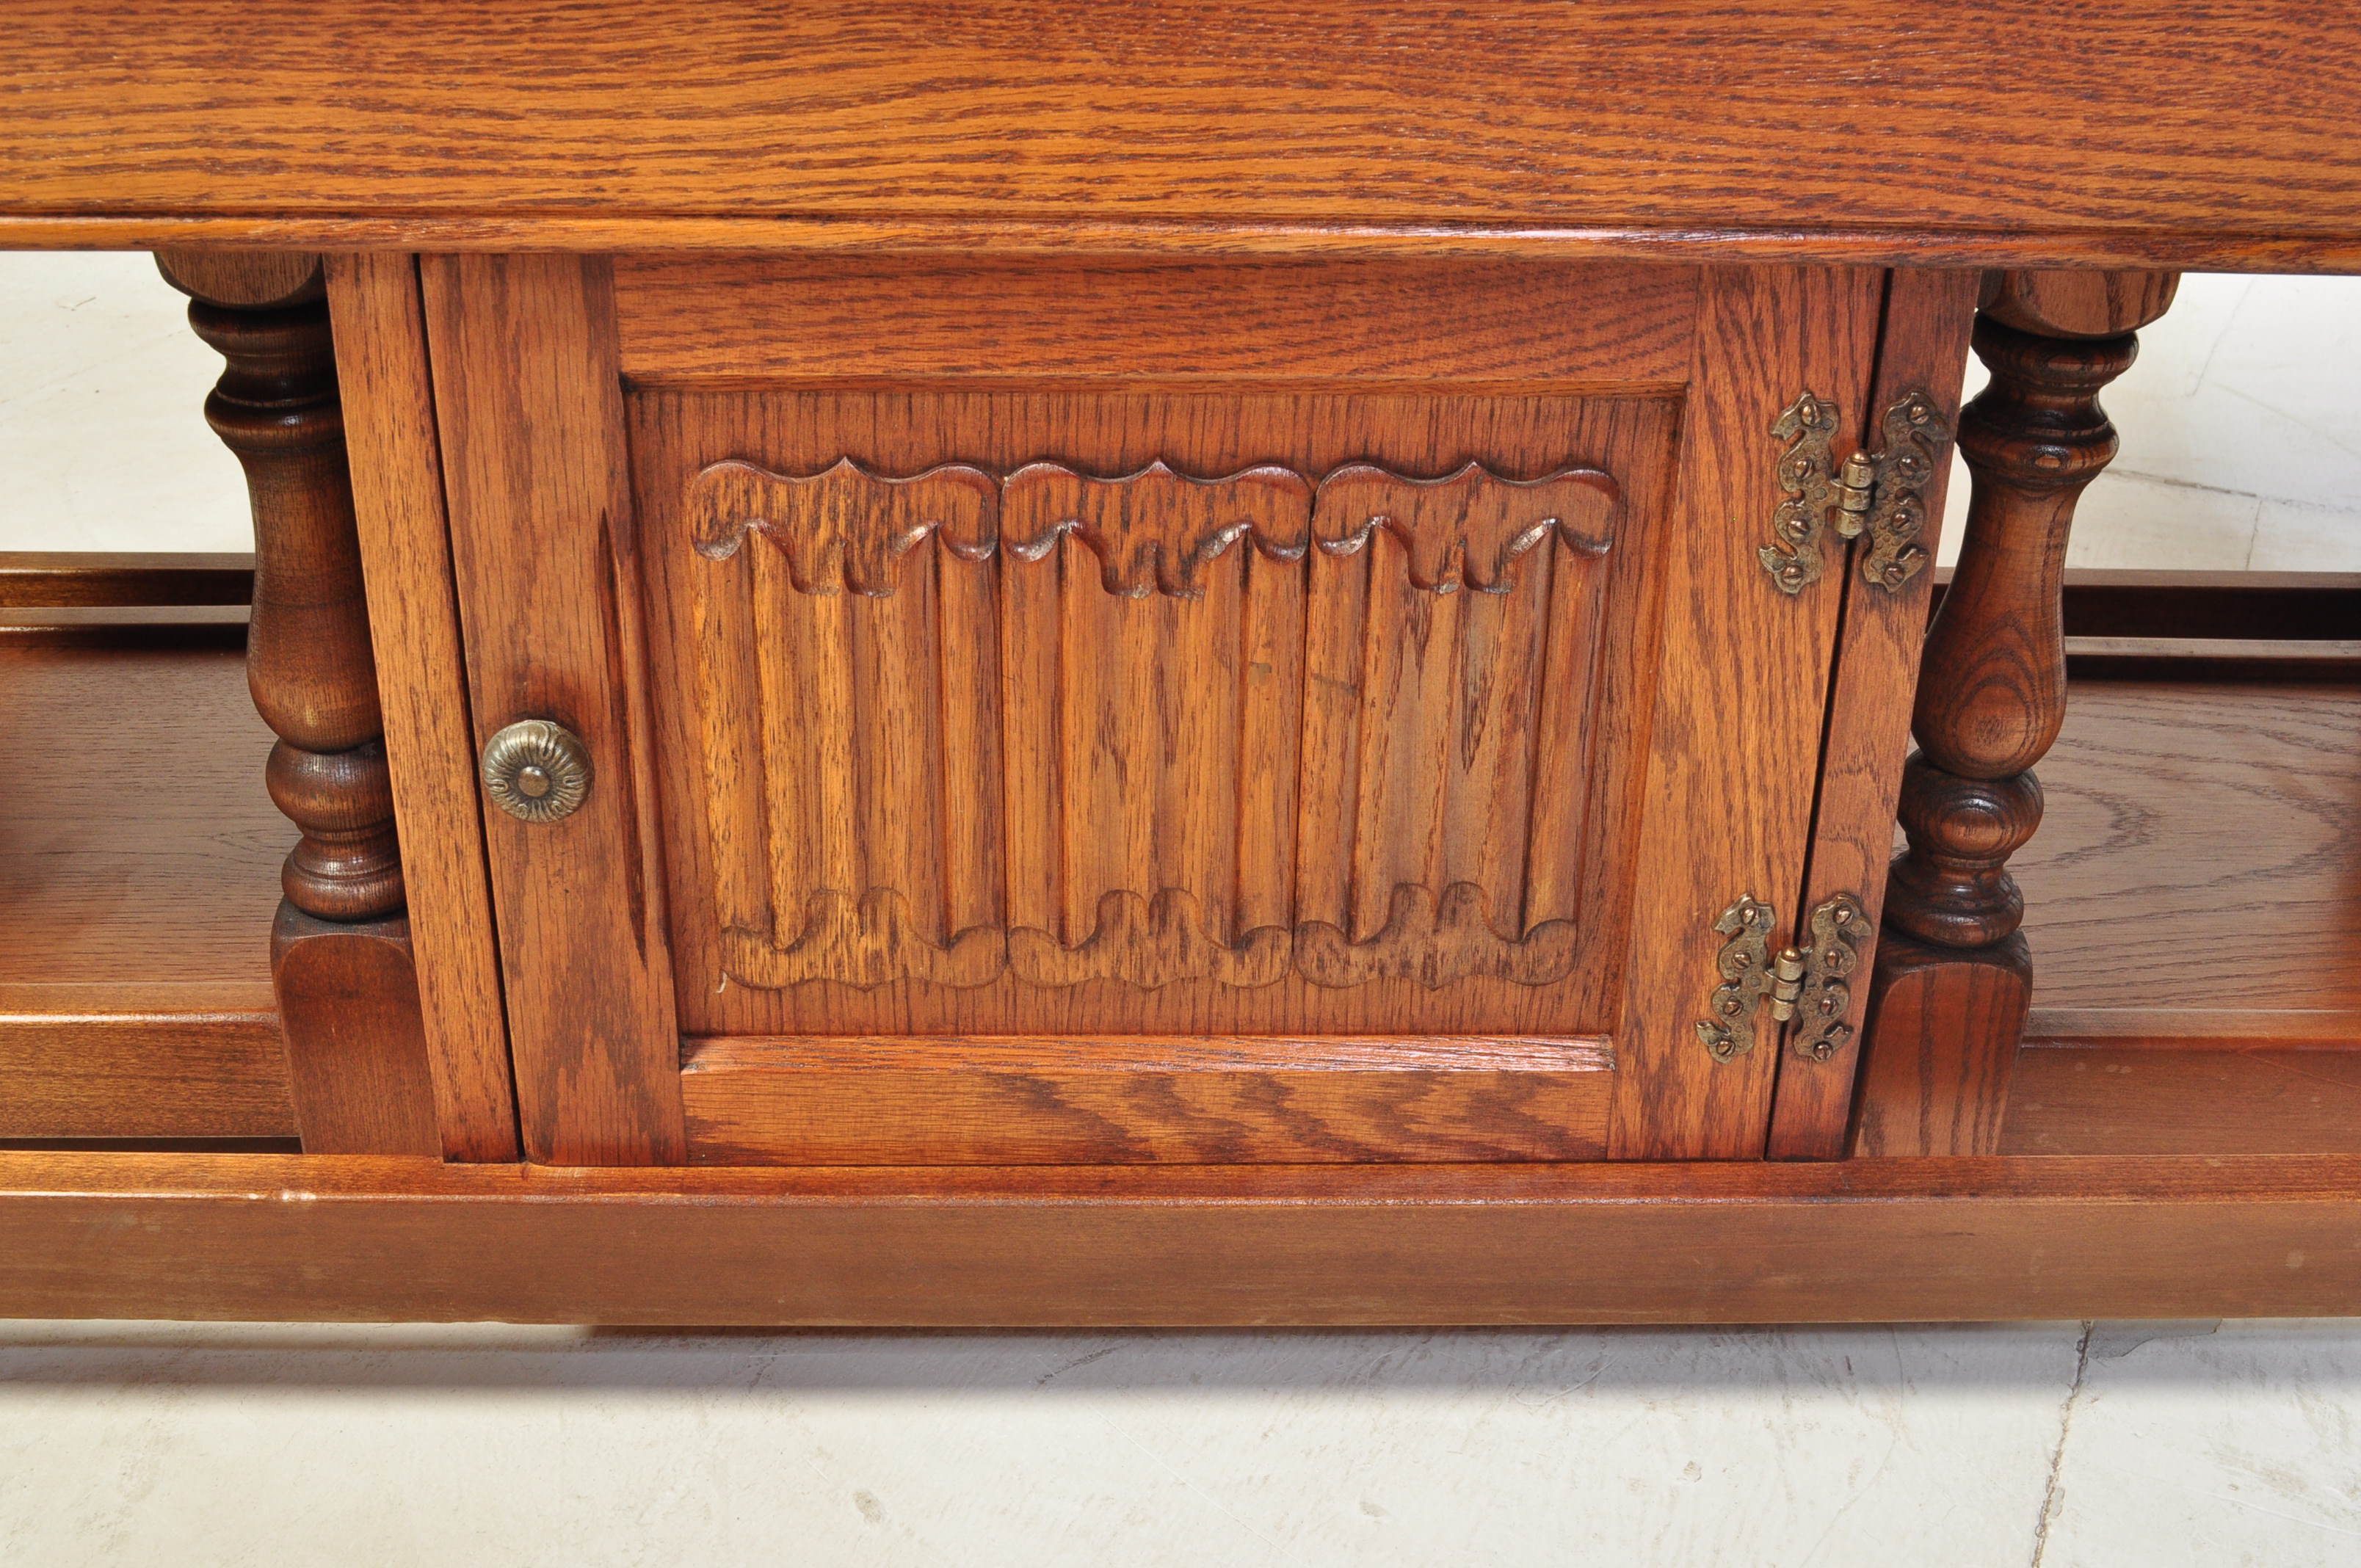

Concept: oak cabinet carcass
[[413, 254, 1947, 1166]]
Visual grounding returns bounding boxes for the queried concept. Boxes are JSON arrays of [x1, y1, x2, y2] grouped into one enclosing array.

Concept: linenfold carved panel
[[684, 456, 1622, 993], [1004, 460, 1314, 597], [690, 457, 998, 592]]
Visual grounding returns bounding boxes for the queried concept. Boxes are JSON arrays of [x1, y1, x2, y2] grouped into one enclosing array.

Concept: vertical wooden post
[[1852, 270, 2177, 1156], [156, 250, 441, 1155], [1763, 269, 1981, 1160]]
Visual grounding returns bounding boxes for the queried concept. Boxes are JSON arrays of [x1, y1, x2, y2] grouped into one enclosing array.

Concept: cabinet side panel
[[325, 253, 519, 1162], [1769, 269, 1981, 1159]]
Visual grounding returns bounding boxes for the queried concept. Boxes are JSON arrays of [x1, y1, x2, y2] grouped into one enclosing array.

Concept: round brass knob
[[481, 719, 592, 824]]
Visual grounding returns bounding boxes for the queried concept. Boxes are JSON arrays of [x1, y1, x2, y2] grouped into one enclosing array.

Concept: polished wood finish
[[2017, 678, 2361, 1035], [12, 4, 2361, 272], [153, 250, 323, 311], [2006, 1046, 2361, 1158], [683, 1034, 1614, 1165], [1978, 270, 2181, 340], [617, 260, 1874, 1163], [614, 257, 1700, 385], [422, 253, 686, 1166], [29, 626, 2326, 1155], [0, 564, 249, 648], [1933, 569, 2361, 642], [162, 255, 404, 923], [9, 2, 2361, 1326], [2061, 638, 2361, 683], [642, 385, 1669, 1045], [1852, 934, 2027, 1158], [0, 1015, 293, 1141], [160, 250, 444, 1157], [1608, 266, 1882, 1158], [1906, 322, 2141, 792], [1858, 280, 2175, 1157], [12, 1152, 2361, 1324], [1767, 268, 1979, 1159], [1, 606, 247, 649], [0, 645, 283, 1003], [269, 907, 441, 1157], [0, 553, 253, 609], [0, 639, 291, 1136], [326, 254, 518, 1162], [678, 448, 1619, 1002], [1888, 756, 2046, 951]]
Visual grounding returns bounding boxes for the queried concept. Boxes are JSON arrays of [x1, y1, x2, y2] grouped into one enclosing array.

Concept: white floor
[[4, 256, 2360, 1566]]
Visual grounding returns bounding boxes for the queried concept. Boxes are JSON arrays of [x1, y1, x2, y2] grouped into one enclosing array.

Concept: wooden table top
[[5, 1, 2357, 269]]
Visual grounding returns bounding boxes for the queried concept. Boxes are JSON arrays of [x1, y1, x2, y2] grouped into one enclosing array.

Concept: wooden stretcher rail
[[7, 1153, 2361, 1324], [0, 552, 255, 609], [1930, 569, 2361, 642]]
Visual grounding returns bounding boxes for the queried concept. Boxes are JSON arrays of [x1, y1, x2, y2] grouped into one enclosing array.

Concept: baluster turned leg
[[1852, 271, 2177, 1156], [156, 251, 441, 1155]]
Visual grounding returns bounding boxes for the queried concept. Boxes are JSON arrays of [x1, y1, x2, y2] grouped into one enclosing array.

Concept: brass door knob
[[481, 719, 592, 824]]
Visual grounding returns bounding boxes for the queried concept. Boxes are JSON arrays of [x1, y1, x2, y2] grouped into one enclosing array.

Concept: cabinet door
[[426, 254, 1882, 1165]]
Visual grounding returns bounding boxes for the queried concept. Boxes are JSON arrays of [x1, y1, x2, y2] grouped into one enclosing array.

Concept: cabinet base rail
[[6, 1152, 2359, 1324]]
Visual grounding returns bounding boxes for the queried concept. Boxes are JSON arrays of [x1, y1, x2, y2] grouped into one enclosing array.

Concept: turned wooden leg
[[158, 250, 440, 1156], [1852, 271, 2177, 1156]]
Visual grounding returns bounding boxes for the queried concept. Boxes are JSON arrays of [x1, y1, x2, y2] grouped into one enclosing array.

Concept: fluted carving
[[689, 453, 1622, 994]]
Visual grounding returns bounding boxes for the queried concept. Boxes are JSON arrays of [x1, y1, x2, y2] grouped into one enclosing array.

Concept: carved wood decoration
[[683, 456, 1621, 995], [159, 248, 442, 1157], [176, 272, 402, 922], [1857, 275, 2174, 1158]]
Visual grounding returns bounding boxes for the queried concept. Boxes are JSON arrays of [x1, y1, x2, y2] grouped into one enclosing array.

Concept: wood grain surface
[[166, 269, 408, 923], [1978, 270, 2183, 341], [1934, 570, 2361, 642], [0, 553, 253, 609], [683, 1034, 1614, 1164], [423, 255, 686, 1165], [1860, 308, 2151, 1157], [615, 258, 1699, 385], [1767, 269, 1980, 1159], [627, 262, 1865, 1163], [269, 907, 442, 1157], [0, 645, 283, 1006], [152, 250, 323, 311], [0, 642, 292, 1136], [0, 1015, 293, 1140], [12, 1152, 2361, 1324], [1852, 934, 2028, 1158], [636, 385, 1674, 1044], [2015, 678, 2361, 1026], [2061, 639, 2361, 682], [0, 608, 247, 646], [1606, 266, 1883, 1158], [327, 254, 518, 1162], [679, 450, 1617, 998], [9, 2, 2361, 269], [2006, 1045, 2361, 1157]]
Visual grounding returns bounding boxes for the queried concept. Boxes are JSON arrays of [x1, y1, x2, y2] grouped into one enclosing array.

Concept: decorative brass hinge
[[1693, 890, 1870, 1064], [1758, 390, 1951, 595]]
